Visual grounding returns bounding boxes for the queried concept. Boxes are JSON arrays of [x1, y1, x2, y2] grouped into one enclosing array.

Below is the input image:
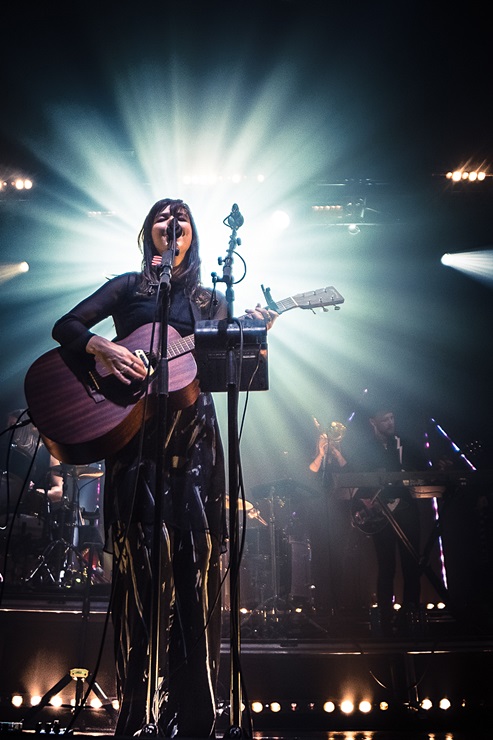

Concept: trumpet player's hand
[[318, 433, 329, 457]]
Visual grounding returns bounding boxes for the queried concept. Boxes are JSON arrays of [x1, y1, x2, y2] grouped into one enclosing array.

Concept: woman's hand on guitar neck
[[244, 303, 278, 330], [86, 335, 147, 385]]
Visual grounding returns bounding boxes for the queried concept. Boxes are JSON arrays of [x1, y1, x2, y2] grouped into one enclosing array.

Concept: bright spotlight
[[348, 223, 360, 235], [270, 210, 290, 230], [269, 702, 281, 713], [0, 262, 30, 284], [323, 701, 336, 713], [420, 698, 433, 710], [340, 699, 354, 714], [359, 700, 372, 713], [11, 695, 23, 707], [439, 698, 451, 710], [30, 695, 41, 706], [49, 695, 63, 708], [440, 249, 493, 283], [251, 701, 263, 713]]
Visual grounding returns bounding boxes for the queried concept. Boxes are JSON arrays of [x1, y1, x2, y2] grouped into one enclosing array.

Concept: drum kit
[[1, 451, 107, 590], [222, 478, 317, 632]]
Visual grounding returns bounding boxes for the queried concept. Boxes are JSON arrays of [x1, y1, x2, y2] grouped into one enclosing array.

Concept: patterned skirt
[[104, 392, 226, 737]]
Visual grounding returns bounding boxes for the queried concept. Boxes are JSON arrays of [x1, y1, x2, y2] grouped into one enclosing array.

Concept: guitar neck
[[167, 286, 344, 359]]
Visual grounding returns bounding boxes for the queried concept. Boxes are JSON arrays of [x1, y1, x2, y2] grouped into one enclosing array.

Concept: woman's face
[[151, 204, 193, 267]]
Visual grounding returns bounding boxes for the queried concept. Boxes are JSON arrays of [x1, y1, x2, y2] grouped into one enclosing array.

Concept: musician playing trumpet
[[309, 423, 347, 474]]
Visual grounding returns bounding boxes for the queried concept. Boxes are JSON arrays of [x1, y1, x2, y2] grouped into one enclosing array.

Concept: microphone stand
[[213, 208, 244, 737], [142, 224, 177, 733]]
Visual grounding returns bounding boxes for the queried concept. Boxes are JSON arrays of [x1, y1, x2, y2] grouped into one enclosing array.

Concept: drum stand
[[242, 493, 328, 639], [24, 465, 103, 589]]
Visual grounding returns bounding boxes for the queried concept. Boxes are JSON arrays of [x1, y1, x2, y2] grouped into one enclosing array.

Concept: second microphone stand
[[211, 207, 246, 738], [143, 223, 177, 733]]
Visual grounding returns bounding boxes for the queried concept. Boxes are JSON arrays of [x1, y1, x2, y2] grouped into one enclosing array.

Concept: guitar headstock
[[261, 284, 345, 315], [292, 286, 345, 310]]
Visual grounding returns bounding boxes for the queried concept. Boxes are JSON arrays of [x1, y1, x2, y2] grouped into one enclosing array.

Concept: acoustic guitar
[[24, 286, 344, 465]]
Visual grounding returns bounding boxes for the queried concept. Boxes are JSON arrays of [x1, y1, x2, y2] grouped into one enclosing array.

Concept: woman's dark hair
[[138, 198, 201, 294]]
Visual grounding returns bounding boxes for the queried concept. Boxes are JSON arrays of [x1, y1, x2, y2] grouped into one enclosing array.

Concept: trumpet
[[327, 420, 347, 443], [313, 417, 347, 443]]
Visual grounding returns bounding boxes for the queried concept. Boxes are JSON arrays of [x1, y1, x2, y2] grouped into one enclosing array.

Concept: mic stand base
[[134, 723, 160, 736], [223, 725, 242, 738]]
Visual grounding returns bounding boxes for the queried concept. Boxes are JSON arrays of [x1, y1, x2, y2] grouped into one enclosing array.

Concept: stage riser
[[1, 610, 493, 733]]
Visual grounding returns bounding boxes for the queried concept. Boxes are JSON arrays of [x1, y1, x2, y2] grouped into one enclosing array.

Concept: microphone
[[166, 218, 182, 240], [227, 203, 244, 229]]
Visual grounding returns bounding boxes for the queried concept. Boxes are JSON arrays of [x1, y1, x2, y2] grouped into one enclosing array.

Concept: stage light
[[0, 262, 32, 283], [358, 700, 372, 713], [269, 702, 281, 713], [270, 209, 290, 230], [340, 699, 354, 714], [14, 178, 33, 190], [323, 701, 336, 713], [0, 175, 35, 197], [347, 224, 360, 234], [445, 168, 488, 182], [251, 701, 263, 713], [30, 695, 41, 706], [420, 698, 432, 710], [49, 695, 63, 708], [440, 249, 493, 284], [90, 697, 103, 709], [439, 698, 451, 710], [11, 695, 23, 707]]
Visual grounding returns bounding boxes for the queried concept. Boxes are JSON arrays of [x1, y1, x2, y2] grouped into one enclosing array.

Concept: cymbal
[[225, 497, 253, 511], [50, 464, 104, 479]]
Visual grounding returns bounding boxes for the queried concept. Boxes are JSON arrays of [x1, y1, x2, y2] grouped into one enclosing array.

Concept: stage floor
[[1, 586, 492, 738]]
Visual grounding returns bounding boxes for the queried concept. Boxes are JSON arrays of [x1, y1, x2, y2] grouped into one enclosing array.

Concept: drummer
[[1, 409, 63, 515]]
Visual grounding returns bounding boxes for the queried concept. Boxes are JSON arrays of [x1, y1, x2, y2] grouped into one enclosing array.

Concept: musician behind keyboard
[[334, 399, 439, 638]]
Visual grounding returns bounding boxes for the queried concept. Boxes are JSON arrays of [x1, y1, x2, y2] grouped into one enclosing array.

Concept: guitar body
[[24, 285, 345, 465], [24, 324, 198, 465]]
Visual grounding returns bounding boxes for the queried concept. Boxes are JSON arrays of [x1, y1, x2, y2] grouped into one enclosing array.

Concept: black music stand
[[195, 316, 268, 738]]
